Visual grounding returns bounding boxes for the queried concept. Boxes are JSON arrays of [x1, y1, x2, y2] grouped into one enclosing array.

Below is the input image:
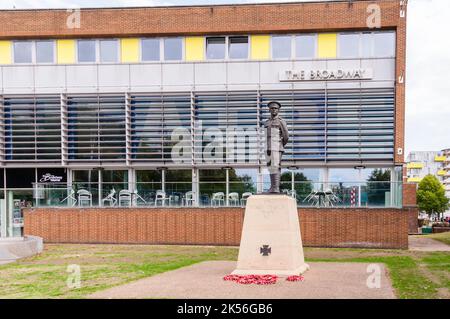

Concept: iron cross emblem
[[260, 245, 271, 256]]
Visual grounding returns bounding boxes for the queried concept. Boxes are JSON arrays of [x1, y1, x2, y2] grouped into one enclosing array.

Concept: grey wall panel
[[292, 81, 326, 90], [2, 66, 34, 90], [66, 65, 98, 90], [326, 59, 361, 72], [326, 81, 361, 89], [259, 83, 293, 91], [227, 84, 259, 91], [192, 84, 227, 91], [130, 64, 162, 88], [293, 60, 327, 71], [260, 61, 293, 84], [34, 65, 66, 90], [98, 64, 130, 88], [194, 63, 226, 86], [162, 63, 194, 87], [227, 62, 259, 84], [361, 58, 395, 81], [361, 81, 395, 88]]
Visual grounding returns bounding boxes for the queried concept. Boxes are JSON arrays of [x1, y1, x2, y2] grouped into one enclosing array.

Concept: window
[[99, 39, 118, 62], [77, 40, 96, 62], [206, 37, 226, 60], [338, 33, 360, 58], [228, 36, 248, 59], [295, 35, 315, 59], [13, 41, 32, 63], [164, 38, 183, 61], [36, 40, 54, 63], [374, 32, 395, 57], [272, 35, 292, 59], [360, 32, 373, 57], [141, 38, 160, 61]]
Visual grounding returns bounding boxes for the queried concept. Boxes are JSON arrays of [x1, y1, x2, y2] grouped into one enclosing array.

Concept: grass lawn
[[0, 243, 448, 299], [419, 231, 450, 246]]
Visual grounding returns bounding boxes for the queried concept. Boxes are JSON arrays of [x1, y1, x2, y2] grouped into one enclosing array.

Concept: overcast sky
[[1, 0, 449, 156]]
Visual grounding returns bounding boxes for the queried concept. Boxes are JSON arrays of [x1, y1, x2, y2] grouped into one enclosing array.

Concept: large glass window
[[164, 38, 183, 61], [199, 169, 226, 206], [228, 169, 257, 197], [36, 41, 54, 63], [77, 40, 96, 62], [228, 36, 248, 59], [13, 41, 32, 63], [141, 38, 160, 61], [99, 39, 118, 63], [360, 32, 373, 57], [72, 170, 99, 206], [206, 37, 226, 60], [295, 35, 315, 59], [165, 170, 192, 206], [272, 35, 292, 59], [135, 170, 162, 204], [374, 32, 395, 57], [338, 33, 360, 58]]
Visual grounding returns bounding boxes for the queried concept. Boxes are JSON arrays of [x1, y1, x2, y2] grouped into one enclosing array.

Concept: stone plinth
[[232, 194, 309, 276]]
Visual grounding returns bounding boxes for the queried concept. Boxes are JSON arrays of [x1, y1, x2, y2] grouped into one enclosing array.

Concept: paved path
[[90, 261, 395, 299], [409, 236, 450, 251]]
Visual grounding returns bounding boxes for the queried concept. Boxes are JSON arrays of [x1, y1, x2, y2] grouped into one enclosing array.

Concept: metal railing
[[28, 181, 403, 209]]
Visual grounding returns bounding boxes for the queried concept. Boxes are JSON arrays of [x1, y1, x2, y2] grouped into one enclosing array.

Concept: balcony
[[406, 162, 424, 169], [407, 176, 422, 183], [435, 155, 446, 162]]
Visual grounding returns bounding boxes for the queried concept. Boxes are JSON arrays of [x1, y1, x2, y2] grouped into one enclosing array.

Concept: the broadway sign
[[279, 69, 373, 81]]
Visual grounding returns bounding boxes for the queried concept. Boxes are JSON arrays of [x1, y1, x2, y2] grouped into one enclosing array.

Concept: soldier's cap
[[267, 101, 281, 109]]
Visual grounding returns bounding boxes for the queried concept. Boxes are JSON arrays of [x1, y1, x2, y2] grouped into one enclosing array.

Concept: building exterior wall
[[24, 206, 410, 249]]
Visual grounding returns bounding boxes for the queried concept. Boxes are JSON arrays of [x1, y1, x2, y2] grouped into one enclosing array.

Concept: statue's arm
[[281, 119, 289, 146]]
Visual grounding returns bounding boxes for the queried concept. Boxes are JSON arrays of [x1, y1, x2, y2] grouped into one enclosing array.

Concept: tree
[[417, 174, 449, 220]]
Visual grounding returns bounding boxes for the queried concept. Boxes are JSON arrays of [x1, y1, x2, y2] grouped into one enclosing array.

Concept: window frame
[[35, 40, 56, 64], [162, 37, 184, 62], [98, 39, 120, 63], [337, 32, 361, 59], [270, 34, 294, 60], [293, 33, 318, 60], [140, 38, 162, 62], [12, 40, 35, 64]]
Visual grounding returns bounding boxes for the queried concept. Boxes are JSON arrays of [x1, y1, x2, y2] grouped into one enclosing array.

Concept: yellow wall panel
[[0, 41, 12, 64], [250, 35, 270, 60], [185, 37, 204, 61], [57, 39, 76, 64], [121, 38, 139, 63], [317, 33, 337, 58]]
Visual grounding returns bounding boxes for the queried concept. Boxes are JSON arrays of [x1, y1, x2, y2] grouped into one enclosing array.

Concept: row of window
[[3, 88, 395, 163], [8, 31, 395, 64]]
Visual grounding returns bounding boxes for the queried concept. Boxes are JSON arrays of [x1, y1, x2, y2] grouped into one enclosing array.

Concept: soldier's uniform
[[264, 111, 289, 193]]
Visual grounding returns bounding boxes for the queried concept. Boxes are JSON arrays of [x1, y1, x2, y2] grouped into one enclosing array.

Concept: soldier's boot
[[273, 173, 281, 193], [268, 174, 280, 193]]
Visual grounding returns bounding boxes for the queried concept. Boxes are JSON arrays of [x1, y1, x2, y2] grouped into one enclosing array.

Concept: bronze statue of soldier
[[264, 101, 289, 193]]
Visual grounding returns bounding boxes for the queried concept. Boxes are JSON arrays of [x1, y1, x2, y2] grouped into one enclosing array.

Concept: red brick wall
[[0, 1, 403, 39], [24, 207, 409, 249], [403, 183, 417, 207]]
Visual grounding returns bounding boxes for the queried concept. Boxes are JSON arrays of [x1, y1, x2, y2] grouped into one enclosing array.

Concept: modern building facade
[[406, 149, 450, 198], [0, 0, 412, 247]]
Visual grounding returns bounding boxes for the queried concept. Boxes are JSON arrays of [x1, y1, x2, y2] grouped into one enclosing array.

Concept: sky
[[0, 0, 449, 156]]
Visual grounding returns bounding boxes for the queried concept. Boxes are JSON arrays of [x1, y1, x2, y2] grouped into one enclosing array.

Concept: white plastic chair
[[102, 188, 117, 207], [155, 190, 168, 206], [211, 192, 225, 206], [228, 192, 239, 206], [183, 191, 195, 206], [240, 192, 252, 206], [118, 189, 132, 207], [77, 189, 92, 207]]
